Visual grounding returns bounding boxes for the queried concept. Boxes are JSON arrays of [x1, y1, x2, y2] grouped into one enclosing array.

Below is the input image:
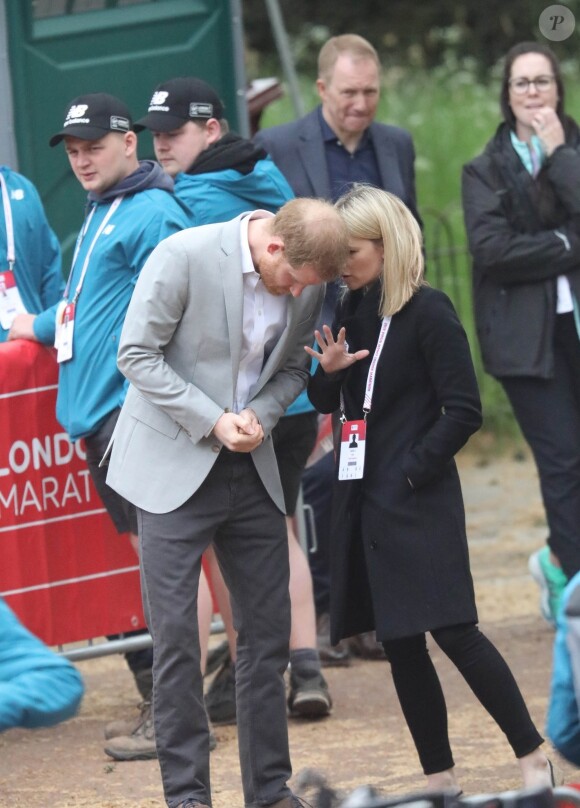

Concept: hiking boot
[[104, 701, 156, 761], [104, 700, 149, 740], [529, 546, 568, 626], [177, 801, 211, 808], [104, 702, 217, 760], [205, 638, 231, 677], [287, 669, 332, 719], [205, 656, 236, 725]]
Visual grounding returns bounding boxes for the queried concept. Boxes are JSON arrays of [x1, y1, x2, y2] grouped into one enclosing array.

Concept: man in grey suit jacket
[[105, 198, 348, 808]]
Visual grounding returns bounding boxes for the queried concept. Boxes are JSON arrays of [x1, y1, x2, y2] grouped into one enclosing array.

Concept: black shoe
[[287, 669, 332, 719], [205, 656, 237, 726], [345, 631, 386, 660], [316, 613, 352, 668]]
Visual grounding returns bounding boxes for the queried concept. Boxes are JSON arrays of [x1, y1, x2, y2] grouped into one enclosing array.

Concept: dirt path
[[1, 445, 579, 807]]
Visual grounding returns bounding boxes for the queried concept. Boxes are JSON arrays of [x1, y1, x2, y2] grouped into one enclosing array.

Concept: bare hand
[[8, 314, 39, 341], [531, 107, 565, 156], [305, 325, 370, 374], [212, 410, 264, 453]]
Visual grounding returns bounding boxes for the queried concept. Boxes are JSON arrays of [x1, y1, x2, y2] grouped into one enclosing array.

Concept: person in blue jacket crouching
[[0, 597, 84, 732]]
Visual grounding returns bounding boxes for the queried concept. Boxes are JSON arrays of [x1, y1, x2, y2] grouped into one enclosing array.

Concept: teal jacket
[[174, 133, 293, 227], [0, 166, 63, 343], [0, 598, 84, 731], [34, 161, 189, 440]]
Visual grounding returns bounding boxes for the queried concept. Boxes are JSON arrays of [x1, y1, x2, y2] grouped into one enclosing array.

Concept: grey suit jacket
[[254, 107, 421, 226], [106, 215, 324, 515]]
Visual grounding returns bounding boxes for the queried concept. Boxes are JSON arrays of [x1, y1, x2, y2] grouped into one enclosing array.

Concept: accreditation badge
[[56, 302, 76, 363], [338, 419, 366, 480], [0, 271, 27, 330]]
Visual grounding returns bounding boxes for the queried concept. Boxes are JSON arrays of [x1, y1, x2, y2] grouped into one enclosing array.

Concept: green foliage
[[258, 61, 580, 436], [244, 0, 580, 75]]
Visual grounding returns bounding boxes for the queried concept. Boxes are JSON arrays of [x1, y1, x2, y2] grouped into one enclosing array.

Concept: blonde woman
[[307, 185, 553, 793]]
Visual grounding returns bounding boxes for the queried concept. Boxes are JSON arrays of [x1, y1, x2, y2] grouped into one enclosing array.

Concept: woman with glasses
[[462, 42, 580, 626]]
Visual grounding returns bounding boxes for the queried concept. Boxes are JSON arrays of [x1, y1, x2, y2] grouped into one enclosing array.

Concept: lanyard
[[64, 195, 124, 305], [0, 173, 15, 270], [340, 315, 391, 422]]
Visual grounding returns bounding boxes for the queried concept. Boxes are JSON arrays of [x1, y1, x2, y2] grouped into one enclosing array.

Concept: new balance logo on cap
[[67, 105, 89, 120]]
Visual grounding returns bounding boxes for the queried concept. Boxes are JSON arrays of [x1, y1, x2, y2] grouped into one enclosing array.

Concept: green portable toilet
[[0, 0, 249, 265]]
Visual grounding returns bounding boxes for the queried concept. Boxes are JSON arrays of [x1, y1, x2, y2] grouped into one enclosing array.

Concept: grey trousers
[[137, 451, 292, 808]]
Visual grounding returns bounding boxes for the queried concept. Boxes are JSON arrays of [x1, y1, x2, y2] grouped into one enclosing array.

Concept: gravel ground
[[1, 443, 579, 807]]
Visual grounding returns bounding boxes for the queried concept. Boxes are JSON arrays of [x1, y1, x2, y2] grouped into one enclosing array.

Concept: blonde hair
[[272, 197, 349, 282], [335, 185, 424, 316], [318, 34, 380, 84]]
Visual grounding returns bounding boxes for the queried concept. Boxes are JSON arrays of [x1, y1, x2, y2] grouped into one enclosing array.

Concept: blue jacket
[[547, 570, 580, 765], [34, 161, 189, 440], [0, 166, 63, 343], [174, 158, 293, 228], [174, 135, 313, 417], [0, 598, 84, 731]]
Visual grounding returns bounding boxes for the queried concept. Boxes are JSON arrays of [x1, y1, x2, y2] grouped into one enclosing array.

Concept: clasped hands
[[305, 325, 369, 373], [212, 408, 264, 452]]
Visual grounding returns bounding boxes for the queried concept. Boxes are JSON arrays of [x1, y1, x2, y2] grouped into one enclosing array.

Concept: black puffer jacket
[[462, 119, 580, 379]]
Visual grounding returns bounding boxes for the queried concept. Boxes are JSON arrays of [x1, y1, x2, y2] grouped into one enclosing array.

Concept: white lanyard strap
[[340, 315, 391, 422], [64, 195, 124, 304], [363, 316, 391, 413], [0, 173, 15, 270]]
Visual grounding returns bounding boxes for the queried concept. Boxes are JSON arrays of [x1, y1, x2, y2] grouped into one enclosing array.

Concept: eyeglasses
[[509, 75, 556, 94]]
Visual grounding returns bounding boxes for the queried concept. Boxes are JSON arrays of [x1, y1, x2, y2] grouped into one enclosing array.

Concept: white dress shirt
[[234, 211, 288, 413]]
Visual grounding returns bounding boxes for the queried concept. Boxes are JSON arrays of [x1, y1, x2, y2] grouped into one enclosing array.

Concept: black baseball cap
[[49, 93, 133, 147], [134, 77, 225, 132]]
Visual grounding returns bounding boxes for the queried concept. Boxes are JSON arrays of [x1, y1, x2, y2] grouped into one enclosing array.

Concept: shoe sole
[[319, 653, 352, 668], [103, 746, 158, 761], [528, 552, 556, 626], [288, 693, 332, 718]]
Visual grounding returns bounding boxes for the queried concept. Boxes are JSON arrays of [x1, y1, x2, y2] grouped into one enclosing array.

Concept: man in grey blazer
[[105, 198, 348, 808]]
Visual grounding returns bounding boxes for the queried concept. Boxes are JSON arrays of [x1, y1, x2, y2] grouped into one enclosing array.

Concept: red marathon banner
[[0, 340, 145, 645]]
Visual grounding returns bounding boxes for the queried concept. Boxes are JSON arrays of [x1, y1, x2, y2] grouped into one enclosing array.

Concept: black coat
[[308, 283, 482, 643], [462, 120, 580, 379]]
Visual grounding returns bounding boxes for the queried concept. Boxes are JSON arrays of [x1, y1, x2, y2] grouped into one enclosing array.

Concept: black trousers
[[382, 623, 543, 774], [501, 312, 580, 579]]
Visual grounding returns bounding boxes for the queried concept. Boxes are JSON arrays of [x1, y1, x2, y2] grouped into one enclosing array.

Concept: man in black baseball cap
[[11, 90, 189, 758], [49, 92, 133, 146], [134, 76, 224, 134]]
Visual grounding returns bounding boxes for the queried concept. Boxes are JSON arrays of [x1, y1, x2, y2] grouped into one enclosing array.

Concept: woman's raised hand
[[305, 325, 370, 374]]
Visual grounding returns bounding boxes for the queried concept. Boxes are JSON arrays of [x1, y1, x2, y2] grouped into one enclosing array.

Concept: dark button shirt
[[318, 107, 381, 202]]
